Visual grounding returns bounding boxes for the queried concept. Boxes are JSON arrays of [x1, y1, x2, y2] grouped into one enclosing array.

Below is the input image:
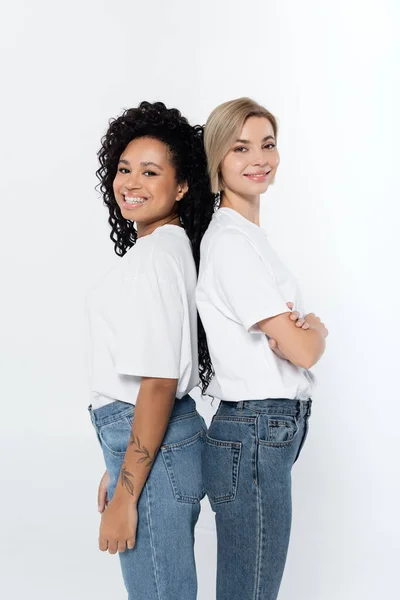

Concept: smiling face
[[112, 137, 188, 230], [220, 116, 280, 199]]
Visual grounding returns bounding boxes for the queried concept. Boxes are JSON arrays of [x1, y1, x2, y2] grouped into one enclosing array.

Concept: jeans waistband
[[218, 398, 312, 418], [88, 393, 196, 428]]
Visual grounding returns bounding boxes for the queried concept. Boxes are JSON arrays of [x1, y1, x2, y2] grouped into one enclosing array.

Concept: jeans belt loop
[[237, 401, 244, 411], [298, 401, 307, 419], [307, 399, 312, 417], [296, 401, 302, 419]]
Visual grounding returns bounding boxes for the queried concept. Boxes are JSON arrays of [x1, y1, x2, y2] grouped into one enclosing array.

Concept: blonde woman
[[196, 98, 328, 600]]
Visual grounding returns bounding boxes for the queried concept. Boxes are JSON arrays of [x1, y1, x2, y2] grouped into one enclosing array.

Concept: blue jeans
[[203, 398, 312, 600], [89, 394, 206, 600]]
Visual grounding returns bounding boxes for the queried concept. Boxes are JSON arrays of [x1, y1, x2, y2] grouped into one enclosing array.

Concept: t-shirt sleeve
[[212, 233, 289, 332], [115, 255, 183, 378]]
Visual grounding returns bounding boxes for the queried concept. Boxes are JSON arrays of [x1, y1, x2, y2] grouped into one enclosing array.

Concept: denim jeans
[[203, 398, 312, 600], [89, 394, 206, 600]]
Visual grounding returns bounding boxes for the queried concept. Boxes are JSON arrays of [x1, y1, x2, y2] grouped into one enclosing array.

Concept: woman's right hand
[[98, 470, 110, 513], [304, 313, 329, 338]]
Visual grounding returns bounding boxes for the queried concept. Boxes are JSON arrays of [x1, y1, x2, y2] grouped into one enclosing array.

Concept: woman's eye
[[118, 167, 130, 174], [264, 144, 276, 150], [234, 147, 247, 153], [144, 170, 157, 176]]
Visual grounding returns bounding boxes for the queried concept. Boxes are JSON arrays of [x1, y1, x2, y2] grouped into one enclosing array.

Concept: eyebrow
[[235, 135, 275, 144], [118, 159, 164, 170]]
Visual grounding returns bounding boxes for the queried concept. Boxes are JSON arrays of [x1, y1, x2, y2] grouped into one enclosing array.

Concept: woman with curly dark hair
[[86, 101, 215, 599]]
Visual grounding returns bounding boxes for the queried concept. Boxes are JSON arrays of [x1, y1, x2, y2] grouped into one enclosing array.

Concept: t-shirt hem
[[115, 364, 180, 379], [244, 306, 291, 333]]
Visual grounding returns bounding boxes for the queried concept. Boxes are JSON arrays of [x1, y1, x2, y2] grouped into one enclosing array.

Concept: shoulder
[[153, 227, 194, 274], [128, 227, 193, 283], [210, 226, 259, 261]]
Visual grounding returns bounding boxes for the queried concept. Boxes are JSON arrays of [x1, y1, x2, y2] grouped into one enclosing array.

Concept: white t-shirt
[[86, 225, 199, 409], [196, 208, 316, 402]]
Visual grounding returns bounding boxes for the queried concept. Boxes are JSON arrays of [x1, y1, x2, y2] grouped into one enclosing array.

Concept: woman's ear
[[176, 181, 189, 202]]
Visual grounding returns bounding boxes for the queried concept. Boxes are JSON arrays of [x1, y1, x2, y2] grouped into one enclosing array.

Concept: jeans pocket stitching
[[259, 416, 300, 447], [162, 431, 205, 504], [294, 417, 310, 463], [161, 430, 203, 451], [205, 435, 241, 449], [93, 404, 134, 428], [204, 436, 242, 504], [168, 411, 198, 425], [99, 434, 127, 457], [98, 418, 131, 457]]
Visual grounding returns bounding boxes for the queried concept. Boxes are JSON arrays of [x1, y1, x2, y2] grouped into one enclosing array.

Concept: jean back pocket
[[203, 436, 242, 505], [161, 430, 205, 504]]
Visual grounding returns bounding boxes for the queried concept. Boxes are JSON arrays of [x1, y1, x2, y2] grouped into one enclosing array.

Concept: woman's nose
[[252, 152, 268, 167], [124, 172, 142, 190]]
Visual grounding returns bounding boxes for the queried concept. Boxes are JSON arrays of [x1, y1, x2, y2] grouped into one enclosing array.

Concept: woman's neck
[[136, 213, 181, 238], [219, 190, 260, 226]]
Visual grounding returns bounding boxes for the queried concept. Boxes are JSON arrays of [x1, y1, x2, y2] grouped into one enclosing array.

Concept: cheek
[[151, 178, 178, 204], [233, 156, 247, 172], [271, 151, 280, 169], [221, 156, 245, 182], [112, 174, 121, 196]]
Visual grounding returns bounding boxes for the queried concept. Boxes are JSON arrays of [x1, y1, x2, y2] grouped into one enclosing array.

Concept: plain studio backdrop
[[1, 1, 399, 598]]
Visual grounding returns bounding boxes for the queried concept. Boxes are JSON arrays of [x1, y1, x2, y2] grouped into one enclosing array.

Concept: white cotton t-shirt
[[196, 208, 316, 402], [85, 225, 199, 409]]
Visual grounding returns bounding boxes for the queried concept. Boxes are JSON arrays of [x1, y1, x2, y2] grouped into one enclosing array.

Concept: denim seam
[[205, 435, 242, 449], [269, 419, 293, 427], [91, 407, 197, 429], [259, 440, 299, 448], [253, 417, 259, 487], [98, 429, 127, 458], [162, 453, 180, 499], [161, 430, 203, 450], [294, 417, 310, 463], [252, 408, 298, 416], [92, 407, 134, 428], [254, 443, 262, 600], [90, 422, 103, 449], [167, 411, 198, 425], [145, 484, 162, 600]]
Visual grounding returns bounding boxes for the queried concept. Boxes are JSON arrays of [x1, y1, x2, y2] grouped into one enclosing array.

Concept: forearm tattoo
[[120, 464, 134, 496], [129, 433, 158, 469]]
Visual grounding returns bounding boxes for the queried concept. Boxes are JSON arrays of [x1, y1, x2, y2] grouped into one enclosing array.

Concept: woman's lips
[[243, 171, 271, 183], [120, 196, 148, 210]]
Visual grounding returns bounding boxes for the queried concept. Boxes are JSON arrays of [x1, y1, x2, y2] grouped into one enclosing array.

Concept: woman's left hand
[[268, 302, 309, 359], [99, 495, 138, 554]]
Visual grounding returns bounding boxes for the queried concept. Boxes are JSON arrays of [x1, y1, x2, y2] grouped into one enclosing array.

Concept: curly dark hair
[[96, 101, 216, 393]]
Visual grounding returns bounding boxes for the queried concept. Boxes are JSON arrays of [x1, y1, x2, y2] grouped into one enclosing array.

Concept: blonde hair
[[204, 97, 278, 193]]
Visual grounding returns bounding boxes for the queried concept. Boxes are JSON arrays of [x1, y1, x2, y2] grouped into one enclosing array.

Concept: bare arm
[[98, 377, 177, 553], [258, 312, 327, 369], [114, 377, 177, 504]]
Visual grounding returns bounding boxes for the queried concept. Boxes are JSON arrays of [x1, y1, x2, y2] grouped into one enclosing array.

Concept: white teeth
[[124, 197, 146, 204]]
